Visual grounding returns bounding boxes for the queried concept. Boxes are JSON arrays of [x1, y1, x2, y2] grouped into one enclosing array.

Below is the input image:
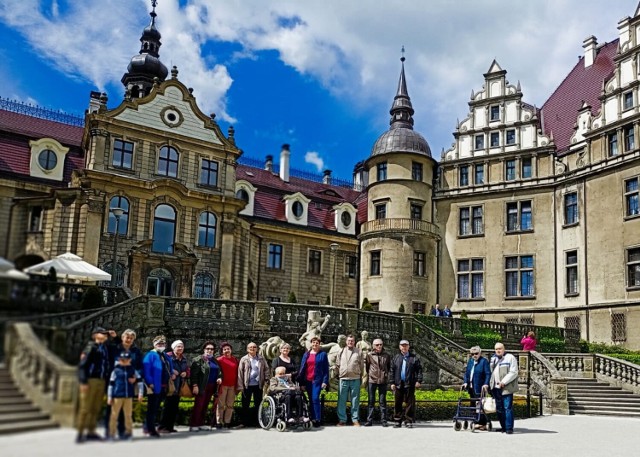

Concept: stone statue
[[259, 336, 285, 363], [299, 312, 331, 350], [356, 330, 372, 384], [327, 334, 347, 392]]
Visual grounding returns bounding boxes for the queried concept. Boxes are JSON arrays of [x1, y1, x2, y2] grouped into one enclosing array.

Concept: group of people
[[430, 303, 453, 317]]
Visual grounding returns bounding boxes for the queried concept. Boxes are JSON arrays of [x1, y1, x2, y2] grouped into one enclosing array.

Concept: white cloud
[[304, 151, 325, 172]]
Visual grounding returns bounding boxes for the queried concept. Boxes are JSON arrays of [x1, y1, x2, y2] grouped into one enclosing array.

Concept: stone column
[[549, 378, 570, 415], [218, 218, 236, 299], [83, 198, 105, 266]]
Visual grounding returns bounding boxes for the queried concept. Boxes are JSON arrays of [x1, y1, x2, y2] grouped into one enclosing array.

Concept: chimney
[[279, 144, 290, 182], [88, 91, 102, 114], [322, 169, 332, 185], [583, 35, 597, 68], [265, 155, 273, 172]]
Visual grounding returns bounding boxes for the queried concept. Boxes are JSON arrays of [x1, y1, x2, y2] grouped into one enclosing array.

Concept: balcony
[[360, 218, 440, 239]]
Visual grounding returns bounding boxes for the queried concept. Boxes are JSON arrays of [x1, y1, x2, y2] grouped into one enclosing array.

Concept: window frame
[[152, 204, 176, 254], [627, 246, 640, 289], [521, 157, 532, 179], [459, 205, 484, 237], [197, 211, 217, 248], [474, 164, 485, 185], [345, 255, 357, 278], [624, 124, 635, 152], [506, 200, 533, 233], [505, 254, 535, 298], [370, 251, 381, 276], [564, 192, 579, 226], [200, 158, 219, 187], [490, 132, 500, 148], [308, 249, 322, 275], [112, 139, 134, 169], [157, 145, 179, 177], [505, 159, 516, 181], [457, 258, 485, 300], [108, 196, 130, 235], [376, 162, 387, 181], [267, 243, 283, 270], [411, 161, 423, 181], [375, 203, 386, 220], [565, 250, 579, 296], [506, 129, 516, 145], [413, 251, 426, 277], [459, 165, 469, 187], [625, 176, 639, 218], [490, 105, 500, 121], [623, 91, 634, 111], [474, 134, 484, 150], [410, 203, 423, 220], [608, 131, 619, 157]]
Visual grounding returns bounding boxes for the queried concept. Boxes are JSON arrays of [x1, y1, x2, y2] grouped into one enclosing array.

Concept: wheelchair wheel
[[453, 421, 462, 431], [463, 421, 469, 430], [276, 420, 287, 432], [259, 396, 277, 430]]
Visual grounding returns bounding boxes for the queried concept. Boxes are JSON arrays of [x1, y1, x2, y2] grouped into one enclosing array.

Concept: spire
[[389, 46, 415, 130]]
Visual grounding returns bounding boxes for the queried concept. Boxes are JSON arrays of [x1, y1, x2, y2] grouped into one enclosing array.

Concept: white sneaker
[[189, 427, 200, 432], [199, 426, 210, 431]]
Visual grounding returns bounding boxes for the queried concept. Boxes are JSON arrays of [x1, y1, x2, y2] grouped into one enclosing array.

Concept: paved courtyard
[[0, 415, 631, 457]]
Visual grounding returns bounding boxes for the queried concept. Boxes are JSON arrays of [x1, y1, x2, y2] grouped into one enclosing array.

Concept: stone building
[[1, 2, 640, 346]]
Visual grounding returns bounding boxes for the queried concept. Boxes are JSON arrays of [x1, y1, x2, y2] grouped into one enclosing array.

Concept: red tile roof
[[541, 40, 618, 154], [237, 164, 367, 231], [0, 108, 85, 182]]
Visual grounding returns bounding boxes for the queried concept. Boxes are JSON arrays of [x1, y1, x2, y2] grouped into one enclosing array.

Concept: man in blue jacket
[[462, 346, 491, 430]]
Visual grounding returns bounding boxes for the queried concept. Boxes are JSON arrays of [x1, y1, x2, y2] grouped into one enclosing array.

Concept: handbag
[[179, 381, 193, 398], [482, 396, 496, 414], [167, 378, 177, 396]]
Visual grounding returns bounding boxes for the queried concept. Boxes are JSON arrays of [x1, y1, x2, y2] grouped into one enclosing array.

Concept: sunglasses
[[470, 352, 480, 356]]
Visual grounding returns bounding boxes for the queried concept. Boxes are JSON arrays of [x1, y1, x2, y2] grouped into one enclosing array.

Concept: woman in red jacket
[[216, 341, 239, 428]]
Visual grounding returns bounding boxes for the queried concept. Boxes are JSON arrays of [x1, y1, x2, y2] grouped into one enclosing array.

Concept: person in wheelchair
[[269, 367, 307, 423]]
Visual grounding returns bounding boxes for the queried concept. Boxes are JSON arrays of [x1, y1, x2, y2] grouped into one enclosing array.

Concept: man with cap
[[107, 351, 143, 440], [389, 339, 423, 428], [76, 326, 111, 443]]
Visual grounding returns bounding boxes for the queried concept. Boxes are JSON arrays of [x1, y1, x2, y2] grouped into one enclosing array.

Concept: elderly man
[[336, 334, 365, 426], [390, 340, 423, 428], [490, 342, 518, 434], [462, 346, 490, 430], [236, 342, 270, 428], [364, 338, 391, 427]]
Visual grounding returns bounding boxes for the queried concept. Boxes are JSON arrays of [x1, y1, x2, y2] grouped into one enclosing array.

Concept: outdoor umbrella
[[24, 252, 111, 281], [0, 257, 29, 280]]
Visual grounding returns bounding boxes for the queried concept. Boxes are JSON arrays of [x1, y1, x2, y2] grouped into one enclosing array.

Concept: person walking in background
[[217, 341, 239, 429], [490, 342, 519, 434], [336, 334, 364, 426], [521, 331, 537, 351], [364, 338, 391, 427], [107, 352, 143, 441], [143, 335, 174, 438], [462, 346, 491, 430], [236, 342, 269, 428], [159, 340, 188, 433], [298, 336, 329, 428], [76, 327, 111, 443], [443, 304, 453, 318], [390, 339, 423, 428], [189, 341, 222, 431]]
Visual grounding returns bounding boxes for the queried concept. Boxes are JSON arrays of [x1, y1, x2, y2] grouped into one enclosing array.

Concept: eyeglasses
[[204, 347, 215, 351], [470, 352, 480, 356]]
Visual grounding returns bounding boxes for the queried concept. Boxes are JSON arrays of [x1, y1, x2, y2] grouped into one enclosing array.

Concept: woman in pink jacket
[[520, 331, 537, 351]]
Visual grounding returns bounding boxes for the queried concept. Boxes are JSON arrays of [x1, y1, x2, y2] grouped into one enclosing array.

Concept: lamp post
[[110, 207, 124, 288], [330, 243, 340, 306]]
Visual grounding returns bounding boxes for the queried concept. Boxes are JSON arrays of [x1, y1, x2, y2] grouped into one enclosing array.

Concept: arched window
[[152, 204, 176, 253], [108, 196, 129, 235], [194, 272, 215, 298], [198, 212, 217, 247], [147, 268, 173, 296], [158, 146, 179, 177], [236, 188, 249, 202]]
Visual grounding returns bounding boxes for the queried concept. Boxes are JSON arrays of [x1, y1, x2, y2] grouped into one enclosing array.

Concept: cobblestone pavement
[[0, 415, 630, 457]]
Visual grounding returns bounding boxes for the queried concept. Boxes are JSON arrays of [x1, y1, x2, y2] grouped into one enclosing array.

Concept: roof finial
[[401, 45, 405, 63]]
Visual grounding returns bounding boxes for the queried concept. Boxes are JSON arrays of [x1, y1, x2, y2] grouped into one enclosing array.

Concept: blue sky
[[0, 0, 636, 182]]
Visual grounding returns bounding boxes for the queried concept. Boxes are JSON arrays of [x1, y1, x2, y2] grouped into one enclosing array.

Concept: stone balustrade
[[360, 217, 440, 238], [595, 354, 640, 394], [527, 351, 569, 414], [4, 322, 78, 427]]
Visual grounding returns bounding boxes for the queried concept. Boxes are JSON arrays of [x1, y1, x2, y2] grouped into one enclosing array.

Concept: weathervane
[[151, 0, 157, 10], [401, 45, 405, 62]]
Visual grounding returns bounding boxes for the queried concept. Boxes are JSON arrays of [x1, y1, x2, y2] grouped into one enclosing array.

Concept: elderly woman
[[236, 342, 270, 428], [158, 340, 188, 433], [298, 336, 329, 428], [189, 341, 222, 432], [462, 346, 491, 430], [272, 343, 297, 382], [143, 335, 174, 438], [216, 341, 239, 429], [521, 331, 537, 351]]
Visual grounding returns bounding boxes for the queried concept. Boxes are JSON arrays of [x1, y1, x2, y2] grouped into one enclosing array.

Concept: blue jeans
[[303, 380, 323, 423], [492, 388, 514, 432], [337, 378, 361, 422]]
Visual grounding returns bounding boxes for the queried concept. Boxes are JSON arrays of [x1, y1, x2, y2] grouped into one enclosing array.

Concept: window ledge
[[456, 297, 485, 302], [266, 267, 285, 272], [110, 165, 136, 174], [562, 222, 580, 229], [624, 214, 640, 221], [458, 233, 485, 239], [564, 293, 580, 298], [505, 229, 534, 235], [196, 183, 222, 192], [626, 286, 640, 292], [504, 296, 536, 301]]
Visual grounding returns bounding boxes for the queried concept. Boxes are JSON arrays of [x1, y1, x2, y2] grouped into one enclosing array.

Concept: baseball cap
[[91, 326, 108, 335], [399, 339, 410, 345]]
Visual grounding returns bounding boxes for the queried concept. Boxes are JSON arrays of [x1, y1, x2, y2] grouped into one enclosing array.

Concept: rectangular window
[[625, 177, 639, 217], [457, 258, 484, 299], [459, 206, 484, 236], [506, 129, 516, 145], [29, 206, 43, 232], [624, 91, 634, 110], [474, 135, 484, 150], [112, 139, 134, 169], [459, 165, 469, 187], [624, 124, 635, 151], [521, 157, 532, 179], [472, 206, 483, 234], [200, 159, 219, 187], [345, 255, 357, 278], [566, 250, 578, 295], [412, 302, 426, 314], [412, 162, 423, 181], [505, 255, 535, 297], [490, 132, 500, 147], [627, 247, 640, 288], [375, 203, 386, 220], [267, 243, 283, 269], [564, 316, 581, 333], [611, 313, 627, 342], [377, 162, 387, 181], [564, 192, 578, 225], [413, 251, 426, 277], [266, 296, 282, 303], [608, 132, 619, 156], [490, 105, 500, 121], [370, 251, 381, 276], [505, 159, 516, 181], [410, 203, 422, 220], [475, 164, 484, 185], [506, 200, 532, 232], [308, 250, 322, 275], [370, 302, 380, 312], [459, 207, 470, 236]]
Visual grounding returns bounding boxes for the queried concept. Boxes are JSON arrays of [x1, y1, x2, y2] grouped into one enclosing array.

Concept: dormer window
[[38, 150, 57, 171], [333, 202, 357, 235], [292, 201, 304, 218], [29, 138, 69, 181], [341, 212, 352, 227], [235, 180, 257, 216], [283, 192, 310, 226]]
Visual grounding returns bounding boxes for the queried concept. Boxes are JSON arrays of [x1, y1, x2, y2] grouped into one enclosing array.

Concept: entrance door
[[147, 268, 173, 296]]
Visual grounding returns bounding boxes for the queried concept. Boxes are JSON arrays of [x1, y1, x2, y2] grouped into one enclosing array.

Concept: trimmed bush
[[287, 291, 297, 303], [361, 297, 373, 311], [538, 337, 566, 353], [465, 332, 502, 350]]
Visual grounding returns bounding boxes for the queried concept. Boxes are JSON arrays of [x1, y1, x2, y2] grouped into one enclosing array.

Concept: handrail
[[595, 354, 640, 392]]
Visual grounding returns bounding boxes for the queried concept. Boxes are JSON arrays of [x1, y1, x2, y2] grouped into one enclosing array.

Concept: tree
[[398, 303, 405, 313], [287, 291, 297, 303], [460, 310, 469, 319], [361, 297, 373, 311]]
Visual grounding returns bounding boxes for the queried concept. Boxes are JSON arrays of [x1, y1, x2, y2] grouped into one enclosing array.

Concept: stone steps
[[0, 367, 57, 435], [567, 377, 640, 418]]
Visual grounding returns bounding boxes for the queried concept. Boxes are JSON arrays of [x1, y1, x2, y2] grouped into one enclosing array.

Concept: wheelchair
[[258, 389, 312, 432]]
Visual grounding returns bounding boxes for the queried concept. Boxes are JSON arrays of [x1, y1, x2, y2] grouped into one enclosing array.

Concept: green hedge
[[465, 332, 502, 350], [538, 337, 566, 353], [607, 354, 640, 365]]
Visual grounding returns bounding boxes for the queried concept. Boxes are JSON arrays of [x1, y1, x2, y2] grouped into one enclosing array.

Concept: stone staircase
[[567, 378, 640, 417], [0, 365, 57, 434]]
